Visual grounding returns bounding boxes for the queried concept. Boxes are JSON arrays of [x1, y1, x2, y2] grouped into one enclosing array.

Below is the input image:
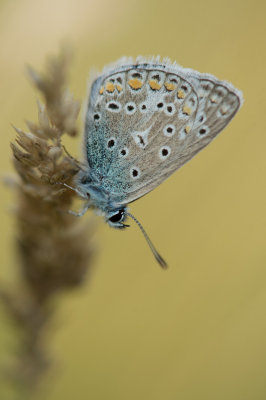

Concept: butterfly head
[[106, 207, 129, 229], [63, 176, 166, 267]]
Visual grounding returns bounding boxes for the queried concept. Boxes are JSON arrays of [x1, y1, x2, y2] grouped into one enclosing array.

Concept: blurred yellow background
[[1, 0, 266, 399]]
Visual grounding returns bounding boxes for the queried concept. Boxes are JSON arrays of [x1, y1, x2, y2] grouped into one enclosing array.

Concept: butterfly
[[68, 57, 243, 268]]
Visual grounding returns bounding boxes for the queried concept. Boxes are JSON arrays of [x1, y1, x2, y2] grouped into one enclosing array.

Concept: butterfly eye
[[109, 210, 124, 223]]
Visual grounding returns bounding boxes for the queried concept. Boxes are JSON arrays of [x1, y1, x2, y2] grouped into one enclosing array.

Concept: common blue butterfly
[[68, 57, 243, 268]]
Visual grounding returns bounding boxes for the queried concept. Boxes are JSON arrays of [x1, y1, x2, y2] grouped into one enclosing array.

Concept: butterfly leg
[[54, 181, 86, 199], [68, 202, 90, 217]]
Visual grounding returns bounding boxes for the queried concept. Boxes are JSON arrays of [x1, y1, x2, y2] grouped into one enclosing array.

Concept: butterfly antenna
[[126, 212, 168, 269]]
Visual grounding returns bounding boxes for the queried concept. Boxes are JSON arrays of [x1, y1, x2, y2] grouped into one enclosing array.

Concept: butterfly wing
[[84, 59, 243, 206]]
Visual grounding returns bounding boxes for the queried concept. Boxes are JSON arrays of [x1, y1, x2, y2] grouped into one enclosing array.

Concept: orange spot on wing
[[106, 82, 115, 92], [177, 90, 185, 99], [99, 86, 104, 95], [165, 82, 176, 91], [128, 79, 142, 89], [116, 84, 122, 92], [183, 105, 192, 115], [149, 80, 161, 90], [185, 125, 191, 134]]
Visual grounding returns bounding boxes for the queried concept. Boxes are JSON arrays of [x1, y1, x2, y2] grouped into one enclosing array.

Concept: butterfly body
[[74, 57, 243, 262], [75, 171, 128, 228]]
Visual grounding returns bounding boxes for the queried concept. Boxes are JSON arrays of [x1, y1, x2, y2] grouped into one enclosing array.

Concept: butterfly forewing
[[84, 60, 242, 205]]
